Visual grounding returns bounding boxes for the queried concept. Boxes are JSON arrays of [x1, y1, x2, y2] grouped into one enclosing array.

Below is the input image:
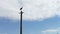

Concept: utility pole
[[20, 7, 23, 34], [57, 32, 58, 34]]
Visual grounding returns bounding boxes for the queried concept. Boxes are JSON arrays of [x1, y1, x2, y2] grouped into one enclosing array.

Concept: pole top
[[20, 11, 24, 14]]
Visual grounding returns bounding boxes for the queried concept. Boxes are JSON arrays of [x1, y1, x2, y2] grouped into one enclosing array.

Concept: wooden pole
[[20, 11, 23, 34]]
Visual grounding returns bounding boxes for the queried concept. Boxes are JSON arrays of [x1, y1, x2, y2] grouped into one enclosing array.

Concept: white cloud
[[0, 0, 60, 20], [41, 27, 60, 34], [0, 0, 21, 20], [42, 29, 58, 33], [22, 0, 60, 20]]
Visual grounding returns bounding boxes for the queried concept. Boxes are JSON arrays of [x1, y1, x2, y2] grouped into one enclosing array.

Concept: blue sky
[[0, 0, 60, 34], [0, 16, 60, 34]]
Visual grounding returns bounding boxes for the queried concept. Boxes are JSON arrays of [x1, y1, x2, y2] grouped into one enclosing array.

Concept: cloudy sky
[[0, 0, 60, 34]]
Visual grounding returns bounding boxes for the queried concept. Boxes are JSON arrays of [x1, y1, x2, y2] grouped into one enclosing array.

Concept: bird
[[20, 7, 23, 10]]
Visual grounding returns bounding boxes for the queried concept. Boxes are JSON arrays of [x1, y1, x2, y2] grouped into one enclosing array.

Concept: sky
[[0, 0, 60, 34]]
